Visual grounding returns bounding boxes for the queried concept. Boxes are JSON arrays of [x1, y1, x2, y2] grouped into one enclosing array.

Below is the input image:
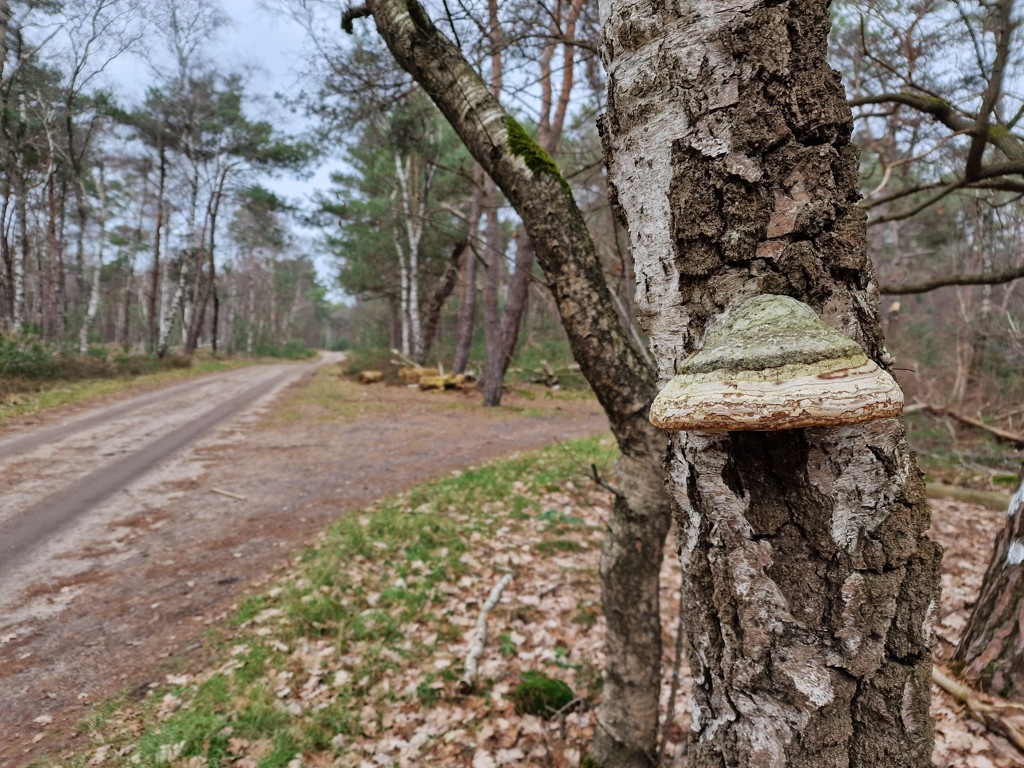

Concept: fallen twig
[[906, 403, 1024, 447], [932, 665, 1024, 754], [456, 573, 513, 695], [210, 487, 247, 501]]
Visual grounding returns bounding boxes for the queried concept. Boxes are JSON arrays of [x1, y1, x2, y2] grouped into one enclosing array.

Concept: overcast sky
[[97, 0, 345, 287], [98, 0, 337, 191]]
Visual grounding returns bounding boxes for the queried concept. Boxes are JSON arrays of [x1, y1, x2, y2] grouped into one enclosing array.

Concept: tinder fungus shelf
[[649, 294, 904, 432]]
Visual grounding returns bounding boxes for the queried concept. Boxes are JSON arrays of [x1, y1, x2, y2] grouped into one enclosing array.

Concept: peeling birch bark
[[599, 0, 941, 764]]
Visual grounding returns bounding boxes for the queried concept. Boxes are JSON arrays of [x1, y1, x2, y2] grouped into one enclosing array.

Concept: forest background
[[1, 0, 1021, 433], [3, 0, 1024, 765]]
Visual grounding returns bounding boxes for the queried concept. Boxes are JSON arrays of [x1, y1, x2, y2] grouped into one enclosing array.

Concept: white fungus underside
[[650, 359, 904, 431]]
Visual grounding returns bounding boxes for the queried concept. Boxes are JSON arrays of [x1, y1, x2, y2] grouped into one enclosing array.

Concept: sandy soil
[[0, 358, 607, 767]]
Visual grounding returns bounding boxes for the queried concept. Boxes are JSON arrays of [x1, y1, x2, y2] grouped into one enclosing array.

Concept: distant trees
[[832, 0, 1024, 417], [295, 0, 636, 400], [0, 0, 325, 357], [316, 92, 471, 363]]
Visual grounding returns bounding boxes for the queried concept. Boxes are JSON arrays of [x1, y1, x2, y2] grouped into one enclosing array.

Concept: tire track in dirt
[[0, 368, 295, 577]]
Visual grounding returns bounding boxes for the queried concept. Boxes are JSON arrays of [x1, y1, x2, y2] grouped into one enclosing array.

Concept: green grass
[[0, 356, 259, 426], [259, 362, 392, 428], [51, 434, 615, 767]]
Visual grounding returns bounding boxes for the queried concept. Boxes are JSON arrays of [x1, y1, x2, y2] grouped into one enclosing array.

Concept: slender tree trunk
[[421, 239, 465, 360], [479, 0, 506, 406], [42, 147, 60, 340], [211, 284, 220, 354], [1, 190, 12, 325], [186, 174, 225, 355], [495, 231, 533, 381], [79, 167, 106, 354], [148, 146, 167, 353], [12, 93, 27, 330], [157, 258, 188, 357], [954, 480, 1024, 697], [354, 4, 672, 764], [246, 277, 255, 356], [480, 180, 505, 406], [387, 292, 401, 351], [118, 254, 133, 349], [452, 170, 484, 374], [394, 225, 411, 357], [394, 152, 430, 363], [600, 0, 940, 764]]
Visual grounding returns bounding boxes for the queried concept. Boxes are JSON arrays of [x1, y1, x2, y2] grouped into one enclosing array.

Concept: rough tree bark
[[347, 3, 672, 764], [954, 480, 1024, 698], [599, 0, 941, 764]]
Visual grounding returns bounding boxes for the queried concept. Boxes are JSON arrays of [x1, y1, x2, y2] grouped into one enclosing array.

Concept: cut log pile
[[356, 370, 384, 384], [355, 365, 471, 390]]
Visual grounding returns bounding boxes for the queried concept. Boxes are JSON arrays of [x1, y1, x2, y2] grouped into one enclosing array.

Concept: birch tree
[[599, 0, 941, 765], [343, 3, 671, 764]]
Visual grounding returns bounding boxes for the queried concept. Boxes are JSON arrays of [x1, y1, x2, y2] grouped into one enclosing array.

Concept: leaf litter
[[52, 436, 1021, 767]]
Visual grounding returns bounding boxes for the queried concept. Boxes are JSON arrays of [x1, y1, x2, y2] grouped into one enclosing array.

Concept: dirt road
[[0, 357, 607, 766]]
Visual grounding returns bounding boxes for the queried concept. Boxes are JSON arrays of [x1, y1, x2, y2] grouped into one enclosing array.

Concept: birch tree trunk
[[392, 207, 412, 357], [394, 152, 430, 363], [12, 91, 28, 330], [157, 258, 188, 358], [350, 3, 672, 763], [954, 480, 1024, 698], [599, 0, 941, 764], [79, 166, 106, 355]]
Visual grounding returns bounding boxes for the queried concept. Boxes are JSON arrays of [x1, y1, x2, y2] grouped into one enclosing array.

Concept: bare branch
[[880, 262, 1024, 294], [341, 4, 372, 33], [867, 179, 968, 225]]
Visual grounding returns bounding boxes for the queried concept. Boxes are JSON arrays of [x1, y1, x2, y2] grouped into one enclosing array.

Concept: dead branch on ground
[[904, 403, 1024, 447], [457, 573, 513, 694], [932, 665, 1024, 754]]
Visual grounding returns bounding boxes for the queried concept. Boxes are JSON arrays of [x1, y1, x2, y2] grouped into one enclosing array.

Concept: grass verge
[[0, 357, 275, 427]]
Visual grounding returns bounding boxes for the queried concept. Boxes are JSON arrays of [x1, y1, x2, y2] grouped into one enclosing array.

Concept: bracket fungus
[[649, 294, 904, 432]]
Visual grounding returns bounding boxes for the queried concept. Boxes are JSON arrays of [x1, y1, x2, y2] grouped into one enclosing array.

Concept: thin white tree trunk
[[394, 152, 430, 362], [392, 188, 412, 357], [12, 92, 28, 329], [157, 259, 188, 357], [79, 166, 106, 355]]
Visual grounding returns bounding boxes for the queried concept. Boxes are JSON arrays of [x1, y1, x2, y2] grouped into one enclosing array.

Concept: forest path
[[0, 357, 608, 767]]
